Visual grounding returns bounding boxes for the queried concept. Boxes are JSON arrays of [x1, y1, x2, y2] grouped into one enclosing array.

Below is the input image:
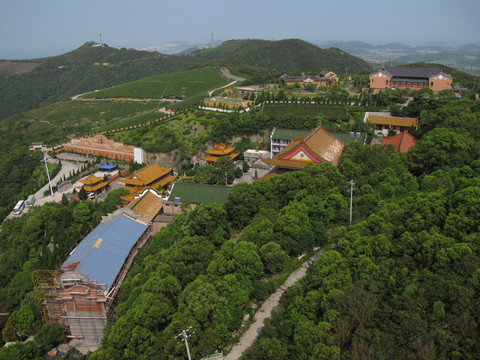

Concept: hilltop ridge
[[0, 39, 371, 120]]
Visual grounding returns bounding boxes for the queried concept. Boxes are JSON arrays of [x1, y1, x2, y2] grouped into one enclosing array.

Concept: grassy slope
[[110, 110, 219, 155], [1, 100, 161, 147], [83, 66, 230, 100]]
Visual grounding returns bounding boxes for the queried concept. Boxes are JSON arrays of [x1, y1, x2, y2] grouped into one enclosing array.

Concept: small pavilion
[[202, 143, 239, 165], [78, 175, 109, 195]]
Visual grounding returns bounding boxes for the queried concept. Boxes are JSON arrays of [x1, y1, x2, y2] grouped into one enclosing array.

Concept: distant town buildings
[[63, 134, 145, 163], [369, 67, 452, 93], [280, 70, 339, 87]]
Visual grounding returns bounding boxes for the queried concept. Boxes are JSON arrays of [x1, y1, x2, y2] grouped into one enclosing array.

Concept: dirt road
[[224, 249, 322, 360]]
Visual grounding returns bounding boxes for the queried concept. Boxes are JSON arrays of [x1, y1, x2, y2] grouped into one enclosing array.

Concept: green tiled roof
[[330, 132, 365, 144], [272, 128, 307, 140], [273, 128, 364, 144], [168, 182, 231, 204]]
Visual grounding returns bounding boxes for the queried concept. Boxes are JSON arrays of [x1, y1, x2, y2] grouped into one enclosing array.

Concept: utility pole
[[349, 180, 355, 225], [175, 327, 193, 360], [42, 151, 54, 196]]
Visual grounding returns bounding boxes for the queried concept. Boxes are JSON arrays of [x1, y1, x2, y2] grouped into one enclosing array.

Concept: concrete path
[[224, 249, 322, 360], [34, 156, 83, 207]]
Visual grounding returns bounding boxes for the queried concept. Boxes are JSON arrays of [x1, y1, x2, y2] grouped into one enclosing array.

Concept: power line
[[378, 299, 480, 360], [175, 326, 194, 360]]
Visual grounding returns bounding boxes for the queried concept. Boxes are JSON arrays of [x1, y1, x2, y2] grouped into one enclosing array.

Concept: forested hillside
[[184, 39, 371, 74], [1, 41, 480, 358], [243, 95, 480, 359], [0, 39, 371, 120], [82, 95, 480, 359], [0, 88, 479, 359], [0, 43, 174, 120]]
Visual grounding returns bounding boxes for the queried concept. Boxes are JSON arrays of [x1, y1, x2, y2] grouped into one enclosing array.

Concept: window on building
[[386, 80, 389, 85], [431, 82, 434, 86]]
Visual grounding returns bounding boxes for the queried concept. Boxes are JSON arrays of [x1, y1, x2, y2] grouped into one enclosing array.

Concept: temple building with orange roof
[[77, 174, 109, 195], [120, 163, 176, 197], [260, 125, 345, 176], [280, 70, 339, 87], [369, 67, 452, 93], [123, 189, 166, 234], [365, 112, 418, 136], [202, 142, 239, 165], [62, 134, 145, 163], [382, 131, 418, 153]]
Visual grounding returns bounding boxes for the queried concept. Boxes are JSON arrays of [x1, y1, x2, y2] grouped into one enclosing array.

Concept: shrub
[[234, 167, 243, 178]]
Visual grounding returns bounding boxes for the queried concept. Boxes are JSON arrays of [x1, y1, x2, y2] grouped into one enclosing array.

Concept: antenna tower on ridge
[[99, 33, 103, 46], [211, 33, 215, 48]]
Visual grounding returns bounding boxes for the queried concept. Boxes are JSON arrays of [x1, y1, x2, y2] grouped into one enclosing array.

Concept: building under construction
[[35, 210, 152, 342]]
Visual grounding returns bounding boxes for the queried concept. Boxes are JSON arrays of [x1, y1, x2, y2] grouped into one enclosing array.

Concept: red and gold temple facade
[[261, 125, 344, 174]]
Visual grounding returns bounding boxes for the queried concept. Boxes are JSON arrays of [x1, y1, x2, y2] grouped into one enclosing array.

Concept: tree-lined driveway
[[224, 249, 322, 360]]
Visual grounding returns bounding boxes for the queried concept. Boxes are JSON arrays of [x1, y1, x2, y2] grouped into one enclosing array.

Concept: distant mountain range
[[0, 39, 371, 120], [316, 40, 480, 76], [318, 40, 480, 52]]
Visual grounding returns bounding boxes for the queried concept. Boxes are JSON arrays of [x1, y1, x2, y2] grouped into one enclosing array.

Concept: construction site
[[33, 209, 152, 344]]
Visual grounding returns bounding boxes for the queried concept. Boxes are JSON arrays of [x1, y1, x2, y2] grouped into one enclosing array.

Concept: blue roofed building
[[58, 211, 151, 342], [98, 164, 117, 172]]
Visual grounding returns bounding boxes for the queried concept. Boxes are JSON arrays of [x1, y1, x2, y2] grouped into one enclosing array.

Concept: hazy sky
[[1, 0, 479, 59]]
